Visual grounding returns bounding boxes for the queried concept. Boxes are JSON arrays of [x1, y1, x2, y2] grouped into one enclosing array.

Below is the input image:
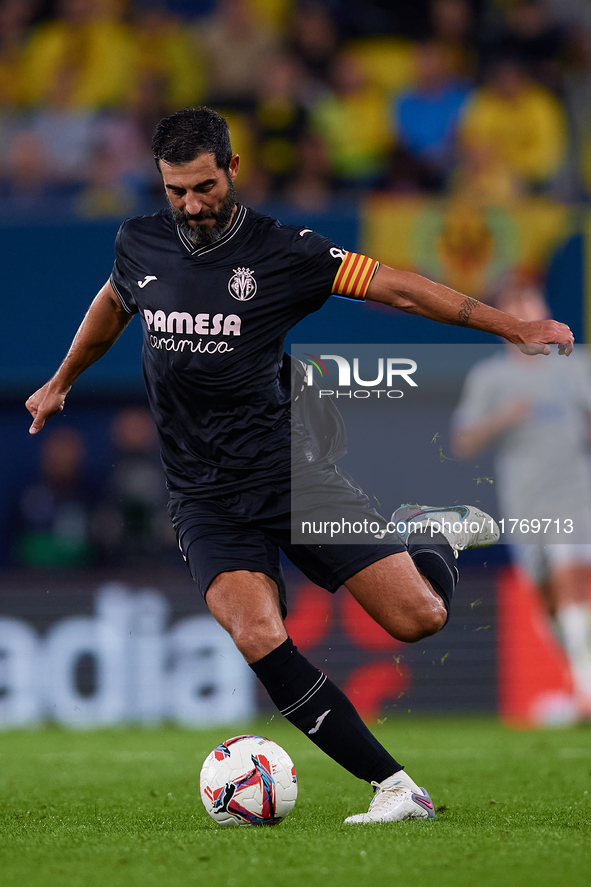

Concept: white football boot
[[344, 770, 435, 824], [391, 504, 500, 558]]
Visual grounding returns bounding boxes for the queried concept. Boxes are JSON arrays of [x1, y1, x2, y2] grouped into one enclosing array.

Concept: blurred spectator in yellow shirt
[[20, 0, 135, 110], [250, 52, 310, 196], [131, 3, 206, 112], [0, 0, 41, 108], [459, 57, 567, 191], [311, 50, 393, 191], [197, 0, 279, 109]]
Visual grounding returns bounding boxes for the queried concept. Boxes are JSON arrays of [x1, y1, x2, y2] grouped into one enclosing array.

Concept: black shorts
[[168, 465, 405, 617]]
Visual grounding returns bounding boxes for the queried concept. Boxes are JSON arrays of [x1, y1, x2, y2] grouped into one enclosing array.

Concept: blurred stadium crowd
[[1, 0, 589, 728], [11, 407, 177, 569], [2, 0, 591, 217], [4, 0, 591, 569]]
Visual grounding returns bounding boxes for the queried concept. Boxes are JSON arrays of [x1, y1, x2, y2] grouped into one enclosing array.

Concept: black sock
[[407, 529, 459, 619], [250, 638, 402, 783]]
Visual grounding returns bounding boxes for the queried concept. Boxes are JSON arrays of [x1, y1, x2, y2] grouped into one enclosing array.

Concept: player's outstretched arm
[[366, 266, 574, 355], [26, 281, 132, 434]]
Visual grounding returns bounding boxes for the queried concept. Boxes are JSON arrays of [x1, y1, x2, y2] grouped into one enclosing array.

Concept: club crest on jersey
[[228, 267, 257, 301]]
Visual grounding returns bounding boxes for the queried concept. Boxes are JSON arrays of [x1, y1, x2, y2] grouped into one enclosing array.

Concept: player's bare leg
[[205, 504, 498, 824], [345, 551, 447, 642], [205, 568, 425, 820], [206, 570, 287, 663]]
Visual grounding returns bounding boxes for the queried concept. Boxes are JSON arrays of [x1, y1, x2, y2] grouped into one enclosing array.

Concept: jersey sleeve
[[288, 227, 379, 307], [109, 221, 139, 315]]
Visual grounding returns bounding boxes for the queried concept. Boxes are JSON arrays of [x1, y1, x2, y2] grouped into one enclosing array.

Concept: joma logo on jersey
[[143, 310, 241, 336], [229, 267, 257, 301]]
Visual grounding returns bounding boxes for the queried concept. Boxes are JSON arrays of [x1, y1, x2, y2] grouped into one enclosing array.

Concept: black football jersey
[[110, 205, 378, 495]]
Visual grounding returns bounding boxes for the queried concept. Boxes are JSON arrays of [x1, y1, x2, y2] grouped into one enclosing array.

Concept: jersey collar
[[175, 203, 247, 257]]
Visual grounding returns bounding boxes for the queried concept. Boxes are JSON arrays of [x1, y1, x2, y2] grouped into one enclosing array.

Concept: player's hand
[[516, 320, 574, 356], [25, 381, 70, 434]]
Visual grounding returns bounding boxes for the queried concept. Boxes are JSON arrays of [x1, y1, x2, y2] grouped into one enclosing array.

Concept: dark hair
[[151, 107, 232, 171]]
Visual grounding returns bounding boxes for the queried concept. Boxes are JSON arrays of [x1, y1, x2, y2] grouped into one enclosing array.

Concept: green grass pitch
[[0, 717, 590, 887]]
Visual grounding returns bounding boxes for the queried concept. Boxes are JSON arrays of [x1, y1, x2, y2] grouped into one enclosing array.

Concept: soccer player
[[25, 108, 574, 823], [453, 283, 591, 722]]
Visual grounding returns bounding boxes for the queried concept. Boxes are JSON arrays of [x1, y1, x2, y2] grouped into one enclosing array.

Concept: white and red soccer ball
[[200, 735, 297, 827]]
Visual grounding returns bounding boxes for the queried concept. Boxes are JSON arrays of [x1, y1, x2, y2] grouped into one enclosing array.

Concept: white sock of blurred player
[[555, 602, 591, 716]]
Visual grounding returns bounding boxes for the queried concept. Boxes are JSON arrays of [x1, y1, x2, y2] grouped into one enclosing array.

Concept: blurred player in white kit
[[453, 283, 591, 720]]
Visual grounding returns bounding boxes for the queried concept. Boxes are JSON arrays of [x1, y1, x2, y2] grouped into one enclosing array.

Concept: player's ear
[[228, 154, 240, 182]]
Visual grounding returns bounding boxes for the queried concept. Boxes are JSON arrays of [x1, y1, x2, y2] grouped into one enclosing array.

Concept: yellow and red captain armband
[[332, 252, 380, 300]]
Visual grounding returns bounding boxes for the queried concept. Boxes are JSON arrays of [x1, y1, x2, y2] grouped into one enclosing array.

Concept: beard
[[169, 176, 236, 247]]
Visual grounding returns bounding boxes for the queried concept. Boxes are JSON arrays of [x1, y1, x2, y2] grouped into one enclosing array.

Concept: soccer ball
[[200, 734, 297, 827]]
